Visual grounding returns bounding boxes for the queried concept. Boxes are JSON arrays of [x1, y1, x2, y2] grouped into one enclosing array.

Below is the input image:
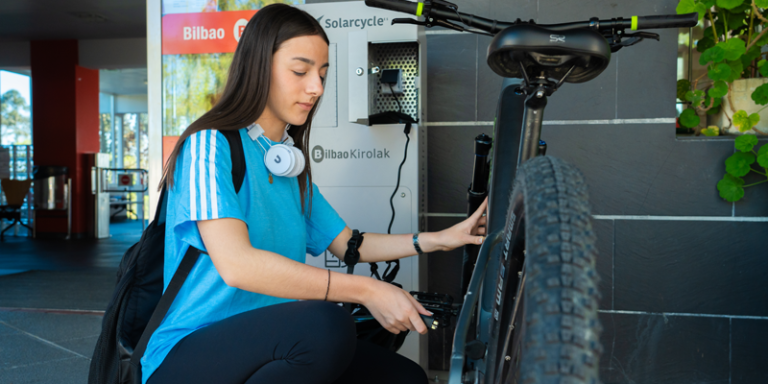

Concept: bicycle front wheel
[[494, 156, 602, 384]]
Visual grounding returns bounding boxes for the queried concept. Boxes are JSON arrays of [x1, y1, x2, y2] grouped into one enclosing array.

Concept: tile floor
[[0, 220, 143, 384]]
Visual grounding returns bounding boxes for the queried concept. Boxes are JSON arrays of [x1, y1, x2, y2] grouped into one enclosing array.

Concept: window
[[0, 70, 32, 145]]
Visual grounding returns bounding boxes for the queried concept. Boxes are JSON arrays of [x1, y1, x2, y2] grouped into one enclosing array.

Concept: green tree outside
[[1, 89, 31, 145]]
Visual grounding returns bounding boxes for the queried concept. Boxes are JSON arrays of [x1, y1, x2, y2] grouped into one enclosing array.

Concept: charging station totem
[[296, 2, 428, 366]]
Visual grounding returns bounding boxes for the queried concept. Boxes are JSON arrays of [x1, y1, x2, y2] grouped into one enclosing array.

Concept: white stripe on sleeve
[[198, 131, 208, 220], [189, 132, 197, 220], [209, 130, 218, 219]]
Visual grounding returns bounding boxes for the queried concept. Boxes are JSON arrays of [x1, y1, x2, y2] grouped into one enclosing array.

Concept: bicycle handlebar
[[364, 0, 419, 15], [364, 0, 698, 34], [632, 14, 699, 30]]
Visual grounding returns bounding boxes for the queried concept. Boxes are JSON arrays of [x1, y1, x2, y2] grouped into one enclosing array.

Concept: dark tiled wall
[[420, 1, 768, 381], [309, 0, 768, 381]]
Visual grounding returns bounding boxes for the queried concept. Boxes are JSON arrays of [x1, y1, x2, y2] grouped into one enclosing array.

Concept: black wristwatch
[[413, 233, 424, 255]]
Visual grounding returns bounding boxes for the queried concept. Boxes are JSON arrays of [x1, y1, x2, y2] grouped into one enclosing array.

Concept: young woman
[[142, 4, 488, 383]]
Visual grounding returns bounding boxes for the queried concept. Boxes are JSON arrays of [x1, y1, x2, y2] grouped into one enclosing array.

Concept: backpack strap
[[130, 245, 199, 383], [220, 129, 246, 194], [130, 128, 247, 383]]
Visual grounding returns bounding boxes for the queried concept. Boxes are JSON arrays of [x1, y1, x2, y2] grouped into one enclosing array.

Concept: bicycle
[[362, 1, 697, 383]]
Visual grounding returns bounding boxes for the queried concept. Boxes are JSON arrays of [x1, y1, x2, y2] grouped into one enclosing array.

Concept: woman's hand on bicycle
[[429, 196, 488, 252], [363, 279, 433, 335]]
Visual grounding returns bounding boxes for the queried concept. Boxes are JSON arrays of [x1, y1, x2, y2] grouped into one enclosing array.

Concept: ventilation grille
[[370, 42, 419, 118]]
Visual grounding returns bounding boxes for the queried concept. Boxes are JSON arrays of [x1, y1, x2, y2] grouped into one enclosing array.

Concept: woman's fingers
[[409, 311, 428, 334], [468, 197, 488, 222], [407, 296, 430, 334]]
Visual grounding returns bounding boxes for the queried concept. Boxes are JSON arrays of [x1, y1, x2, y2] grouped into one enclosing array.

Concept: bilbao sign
[[162, 10, 257, 55]]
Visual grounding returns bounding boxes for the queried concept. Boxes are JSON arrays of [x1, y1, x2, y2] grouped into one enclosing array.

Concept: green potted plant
[[676, 0, 768, 136], [717, 135, 768, 201]]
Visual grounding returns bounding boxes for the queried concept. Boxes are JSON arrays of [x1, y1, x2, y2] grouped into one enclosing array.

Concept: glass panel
[[123, 113, 138, 169], [162, 53, 234, 136], [0, 70, 32, 145], [100, 113, 112, 154], [115, 114, 123, 168], [139, 113, 149, 169]]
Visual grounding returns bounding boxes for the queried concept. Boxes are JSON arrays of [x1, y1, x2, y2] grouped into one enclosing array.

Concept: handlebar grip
[[364, 0, 421, 16], [631, 13, 698, 30]]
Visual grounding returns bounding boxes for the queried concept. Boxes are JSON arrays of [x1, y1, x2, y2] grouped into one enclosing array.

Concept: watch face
[[265, 145, 295, 176]]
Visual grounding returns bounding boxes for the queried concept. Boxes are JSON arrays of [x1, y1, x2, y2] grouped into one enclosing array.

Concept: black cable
[[372, 79, 411, 283], [388, 83, 403, 113], [387, 124, 410, 235]]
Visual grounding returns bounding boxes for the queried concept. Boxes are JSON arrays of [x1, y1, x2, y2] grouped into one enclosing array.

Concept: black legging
[[146, 300, 428, 384]]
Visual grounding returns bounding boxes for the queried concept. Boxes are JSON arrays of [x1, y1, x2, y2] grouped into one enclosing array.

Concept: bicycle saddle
[[487, 24, 611, 83]]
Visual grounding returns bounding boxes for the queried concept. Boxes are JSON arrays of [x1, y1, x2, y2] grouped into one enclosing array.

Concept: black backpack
[[88, 129, 246, 384]]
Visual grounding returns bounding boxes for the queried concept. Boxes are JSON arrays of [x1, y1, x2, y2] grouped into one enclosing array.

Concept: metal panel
[[347, 30, 369, 124], [370, 42, 419, 117], [298, 1, 426, 367], [146, 0, 162, 220], [313, 43, 338, 128]]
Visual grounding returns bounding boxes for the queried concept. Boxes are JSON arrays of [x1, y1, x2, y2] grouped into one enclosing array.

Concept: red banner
[[162, 10, 258, 55]]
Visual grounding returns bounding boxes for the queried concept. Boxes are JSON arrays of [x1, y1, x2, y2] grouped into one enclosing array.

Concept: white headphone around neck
[[247, 123, 305, 178]]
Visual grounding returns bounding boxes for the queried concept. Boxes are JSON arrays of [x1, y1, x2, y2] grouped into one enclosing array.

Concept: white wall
[[79, 38, 147, 69]]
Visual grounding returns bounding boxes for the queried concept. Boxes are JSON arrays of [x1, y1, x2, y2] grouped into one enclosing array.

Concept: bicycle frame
[[451, 78, 553, 383], [357, 3, 696, 382]]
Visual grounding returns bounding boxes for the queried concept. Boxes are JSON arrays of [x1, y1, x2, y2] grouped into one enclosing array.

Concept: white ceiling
[[0, 0, 146, 42]]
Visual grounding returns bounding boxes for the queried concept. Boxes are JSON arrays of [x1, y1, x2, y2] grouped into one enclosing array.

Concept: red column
[[31, 40, 99, 237]]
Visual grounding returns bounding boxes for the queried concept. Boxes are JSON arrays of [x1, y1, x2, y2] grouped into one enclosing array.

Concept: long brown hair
[[160, 3, 329, 215]]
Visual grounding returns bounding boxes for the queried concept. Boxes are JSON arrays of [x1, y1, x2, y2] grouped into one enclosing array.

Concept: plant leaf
[[717, 0, 745, 9], [677, 79, 692, 101], [730, 1, 751, 11], [686, 89, 707, 107], [702, 126, 720, 136], [756, 0, 768, 8], [732, 110, 760, 132], [703, 96, 723, 109], [708, 80, 729, 98], [678, 0, 708, 19], [757, 144, 768, 168], [708, 62, 732, 81], [725, 150, 756, 176], [741, 45, 761, 69], [726, 10, 748, 29], [717, 38, 746, 61], [735, 134, 758, 152], [717, 174, 745, 202], [749, 113, 761, 130], [759, 60, 768, 77], [757, 31, 768, 46], [700, 45, 726, 65], [726, 59, 744, 82], [751, 83, 768, 105], [680, 108, 701, 128], [697, 34, 716, 53]]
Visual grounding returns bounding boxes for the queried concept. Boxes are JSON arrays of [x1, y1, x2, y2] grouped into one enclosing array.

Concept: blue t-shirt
[[140, 127, 347, 383]]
